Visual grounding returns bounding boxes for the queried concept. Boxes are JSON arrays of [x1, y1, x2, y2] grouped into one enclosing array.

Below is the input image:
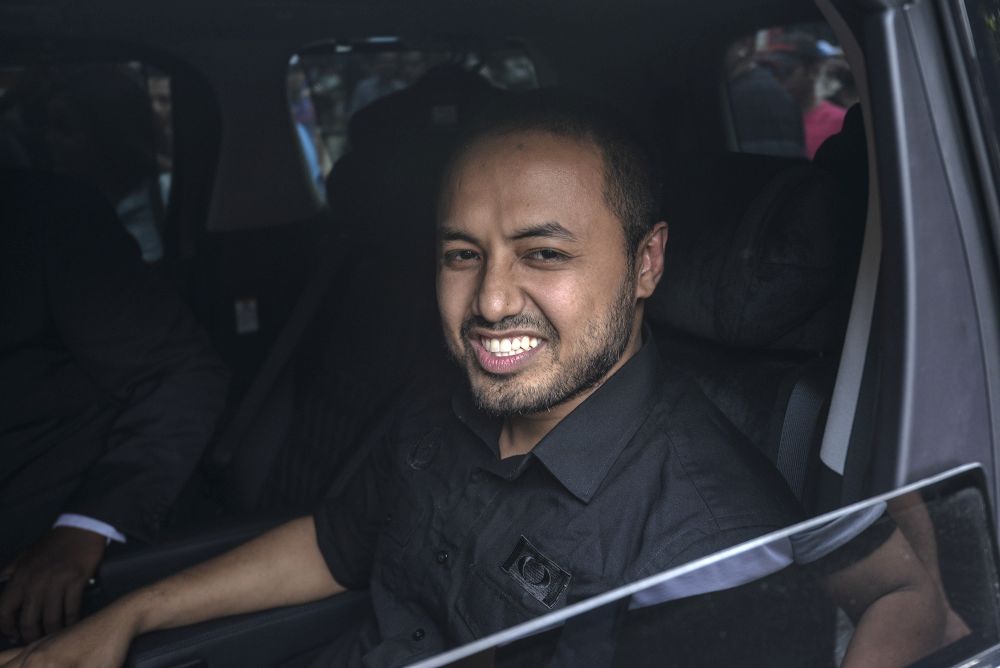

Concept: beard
[[450, 273, 637, 417]]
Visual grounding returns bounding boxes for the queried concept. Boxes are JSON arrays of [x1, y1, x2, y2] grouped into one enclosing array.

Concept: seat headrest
[[813, 103, 866, 211], [326, 65, 504, 245], [647, 152, 862, 352], [347, 63, 503, 149]]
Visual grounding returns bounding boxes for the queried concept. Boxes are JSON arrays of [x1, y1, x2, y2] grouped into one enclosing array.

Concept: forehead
[[441, 130, 613, 229]]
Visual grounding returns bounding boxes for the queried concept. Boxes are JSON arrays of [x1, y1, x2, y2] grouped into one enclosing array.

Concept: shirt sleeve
[[313, 407, 400, 590], [41, 178, 229, 542], [53, 513, 127, 544]]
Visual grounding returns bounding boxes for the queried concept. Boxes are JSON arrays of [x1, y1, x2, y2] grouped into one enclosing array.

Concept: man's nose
[[474, 260, 524, 323]]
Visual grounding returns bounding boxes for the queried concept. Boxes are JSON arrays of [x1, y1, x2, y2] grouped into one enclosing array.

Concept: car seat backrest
[[647, 149, 864, 507], [216, 67, 505, 513], [651, 152, 859, 351]]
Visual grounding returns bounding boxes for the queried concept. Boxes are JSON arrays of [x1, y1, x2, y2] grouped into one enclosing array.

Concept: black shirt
[[313, 336, 801, 666]]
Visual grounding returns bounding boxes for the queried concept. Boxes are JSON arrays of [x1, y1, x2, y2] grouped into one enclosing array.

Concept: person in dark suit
[[0, 170, 229, 645]]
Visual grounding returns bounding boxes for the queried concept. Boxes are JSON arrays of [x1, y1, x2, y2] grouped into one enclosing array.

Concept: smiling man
[[0, 91, 801, 668], [437, 126, 654, 455]]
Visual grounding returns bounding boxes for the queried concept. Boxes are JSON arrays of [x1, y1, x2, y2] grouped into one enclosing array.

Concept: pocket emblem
[[500, 535, 571, 608]]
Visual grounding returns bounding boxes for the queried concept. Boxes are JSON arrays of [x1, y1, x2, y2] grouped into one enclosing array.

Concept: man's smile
[[479, 334, 541, 356], [470, 333, 547, 374]]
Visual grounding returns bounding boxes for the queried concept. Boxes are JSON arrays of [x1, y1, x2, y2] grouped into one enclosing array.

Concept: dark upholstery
[[648, 146, 865, 501], [651, 153, 859, 352], [241, 67, 504, 510], [813, 103, 866, 216]]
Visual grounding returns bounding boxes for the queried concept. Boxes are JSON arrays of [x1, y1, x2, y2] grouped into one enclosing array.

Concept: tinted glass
[[286, 44, 538, 201], [0, 62, 172, 263], [962, 0, 1000, 189], [726, 23, 854, 159], [416, 466, 1000, 668]]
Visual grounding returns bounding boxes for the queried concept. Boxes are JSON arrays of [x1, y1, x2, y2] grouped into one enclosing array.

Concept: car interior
[[3, 0, 1000, 664]]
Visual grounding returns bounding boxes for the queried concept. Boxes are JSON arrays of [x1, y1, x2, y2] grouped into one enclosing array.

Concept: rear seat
[[203, 65, 505, 515], [648, 144, 865, 512]]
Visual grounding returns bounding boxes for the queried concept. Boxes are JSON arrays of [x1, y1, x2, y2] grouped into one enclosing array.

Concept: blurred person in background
[[37, 65, 165, 262], [346, 52, 405, 116], [726, 35, 805, 157], [760, 33, 847, 159], [0, 169, 228, 648]]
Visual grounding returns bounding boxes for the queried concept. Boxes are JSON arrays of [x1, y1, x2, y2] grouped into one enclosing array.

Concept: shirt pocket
[[454, 560, 563, 639]]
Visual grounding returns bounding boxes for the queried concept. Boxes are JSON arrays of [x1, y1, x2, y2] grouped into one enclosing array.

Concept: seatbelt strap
[[820, 163, 881, 475], [212, 236, 346, 468], [776, 362, 830, 500]]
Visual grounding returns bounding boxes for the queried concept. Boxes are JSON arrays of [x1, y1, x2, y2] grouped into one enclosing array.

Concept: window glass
[[0, 62, 173, 263], [286, 43, 538, 201], [725, 23, 854, 159], [418, 467, 1000, 668], [961, 0, 1000, 188]]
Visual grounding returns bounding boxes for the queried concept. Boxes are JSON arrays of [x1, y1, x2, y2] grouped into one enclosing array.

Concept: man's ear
[[635, 222, 668, 300]]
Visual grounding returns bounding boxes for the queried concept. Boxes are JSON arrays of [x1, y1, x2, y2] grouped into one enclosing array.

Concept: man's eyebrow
[[510, 221, 577, 242], [440, 228, 479, 244]]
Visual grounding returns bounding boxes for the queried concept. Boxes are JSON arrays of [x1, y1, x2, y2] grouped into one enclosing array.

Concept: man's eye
[[443, 249, 480, 265], [525, 249, 569, 262]]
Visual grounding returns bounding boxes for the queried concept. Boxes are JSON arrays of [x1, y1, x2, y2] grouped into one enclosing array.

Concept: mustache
[[460, 313, 558, 341]]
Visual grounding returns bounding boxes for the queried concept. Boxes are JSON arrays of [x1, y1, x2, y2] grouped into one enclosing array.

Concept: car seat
[[224, 63, 505, 513], [648, 147, 864, 511]]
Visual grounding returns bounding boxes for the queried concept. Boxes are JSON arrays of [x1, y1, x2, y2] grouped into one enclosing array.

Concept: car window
[[415, 466, 1000, 668], [285, 43, 538, 202], [725, 23, 854, 159], [0, 62, 173, 264], [961, 0, 1000, 195]]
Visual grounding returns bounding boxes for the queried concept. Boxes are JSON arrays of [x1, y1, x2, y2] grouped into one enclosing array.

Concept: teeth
[[481, 336, 542, 356]]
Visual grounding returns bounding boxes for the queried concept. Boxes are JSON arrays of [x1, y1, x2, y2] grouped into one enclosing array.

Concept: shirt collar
[[452, 329, 665, 503]]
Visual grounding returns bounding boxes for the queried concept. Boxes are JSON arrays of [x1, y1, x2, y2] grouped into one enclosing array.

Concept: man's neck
[[499, 401, 580, 459]]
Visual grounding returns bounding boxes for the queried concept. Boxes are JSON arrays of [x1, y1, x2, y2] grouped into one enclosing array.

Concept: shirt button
[[412, 628, 425, 641], [436, 550, 449, 565]]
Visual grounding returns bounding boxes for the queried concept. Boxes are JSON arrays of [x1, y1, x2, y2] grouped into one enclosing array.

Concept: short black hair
[[445, 88, 662, 264]]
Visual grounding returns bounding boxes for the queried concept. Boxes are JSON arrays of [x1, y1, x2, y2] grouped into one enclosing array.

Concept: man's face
[[437, 131, 645, 416], [781, 61, 817, 108]]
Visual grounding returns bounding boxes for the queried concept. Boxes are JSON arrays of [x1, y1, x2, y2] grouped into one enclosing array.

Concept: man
[[0, 92, 804, 667], [761, 34, 847, 159], [726, 36, 805, 157], [0, 170, 228, 647]]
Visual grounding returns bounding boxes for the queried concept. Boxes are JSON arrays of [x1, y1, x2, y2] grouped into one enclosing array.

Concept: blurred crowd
[[727, 29, 857, 159], [287, 47, 538, 195]]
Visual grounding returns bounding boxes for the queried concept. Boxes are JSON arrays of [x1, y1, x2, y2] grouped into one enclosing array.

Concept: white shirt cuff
[[53, 514, 128, 544]]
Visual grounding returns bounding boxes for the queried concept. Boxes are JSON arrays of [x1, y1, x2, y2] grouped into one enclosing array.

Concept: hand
[[0, 601, 136, 668], [0, 528, 106, 644]]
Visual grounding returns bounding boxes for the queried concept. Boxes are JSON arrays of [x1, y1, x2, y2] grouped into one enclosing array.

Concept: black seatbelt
[[211, 236, 347, 470]]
